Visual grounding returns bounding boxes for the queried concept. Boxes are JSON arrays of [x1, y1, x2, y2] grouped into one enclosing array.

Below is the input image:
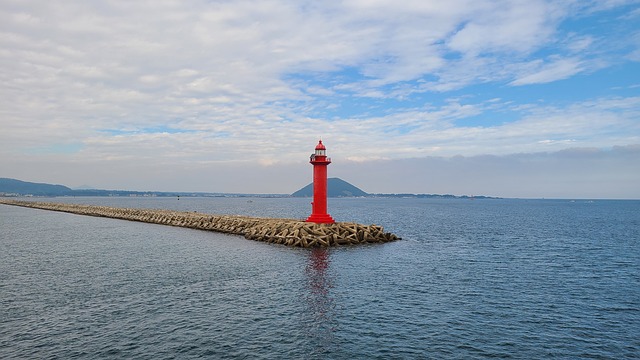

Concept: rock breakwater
[[0, 200, 400, 247]]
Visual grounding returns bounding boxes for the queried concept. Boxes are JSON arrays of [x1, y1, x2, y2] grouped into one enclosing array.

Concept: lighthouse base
[[306, 213, 335, 224]]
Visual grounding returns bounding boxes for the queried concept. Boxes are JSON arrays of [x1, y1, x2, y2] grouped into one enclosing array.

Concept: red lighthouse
[[305, 140, 335, 224]]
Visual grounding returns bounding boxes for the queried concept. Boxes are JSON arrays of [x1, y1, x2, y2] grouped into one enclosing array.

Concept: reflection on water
[[303, 248, 337, 357]]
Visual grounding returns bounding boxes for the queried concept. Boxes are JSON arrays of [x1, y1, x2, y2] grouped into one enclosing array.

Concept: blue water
[[1, 197, 639, 359]]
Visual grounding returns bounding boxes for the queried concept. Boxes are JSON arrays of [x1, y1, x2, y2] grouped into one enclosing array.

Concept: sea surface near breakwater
[[1, 197, 639, 359]]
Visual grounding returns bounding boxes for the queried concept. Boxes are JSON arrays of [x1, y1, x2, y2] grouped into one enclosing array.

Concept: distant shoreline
[[1, 177, 499, 199], [0, 191, 500, 199]]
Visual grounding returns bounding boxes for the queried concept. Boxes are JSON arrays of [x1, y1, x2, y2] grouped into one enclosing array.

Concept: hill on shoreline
[[0, 178, 72, 196], [291, 178, 368, 197]]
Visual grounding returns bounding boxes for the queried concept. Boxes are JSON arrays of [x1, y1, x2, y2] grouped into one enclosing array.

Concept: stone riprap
[[0, 200, 400, 247]]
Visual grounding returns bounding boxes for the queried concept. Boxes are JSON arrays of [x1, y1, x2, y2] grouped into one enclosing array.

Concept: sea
[[1, 197, 638, 359]]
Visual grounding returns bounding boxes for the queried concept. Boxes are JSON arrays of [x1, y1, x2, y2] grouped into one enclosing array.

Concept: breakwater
[[0, 200, 400, 247]]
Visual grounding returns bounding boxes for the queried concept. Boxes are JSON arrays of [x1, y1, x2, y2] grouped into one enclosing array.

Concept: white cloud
[[510, 57, 585, 85], [446, 0, 562, 55], [565, 34, 594, 53]]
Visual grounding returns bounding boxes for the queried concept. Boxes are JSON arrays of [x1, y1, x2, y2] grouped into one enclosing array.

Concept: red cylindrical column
[[306, 140, 335, 223], [312, 160, 328, 215]]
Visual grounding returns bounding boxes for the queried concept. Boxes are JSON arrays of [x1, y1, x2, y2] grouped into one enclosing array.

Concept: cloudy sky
[[1, 0, 639, 198]]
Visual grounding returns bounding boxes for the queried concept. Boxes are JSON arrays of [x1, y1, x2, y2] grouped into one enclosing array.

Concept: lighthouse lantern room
[[306, 140, 335, 224]]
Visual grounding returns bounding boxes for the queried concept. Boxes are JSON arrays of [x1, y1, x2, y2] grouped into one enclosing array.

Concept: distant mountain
[[0, 178, 73, 196], [291, 178, 368, 197]]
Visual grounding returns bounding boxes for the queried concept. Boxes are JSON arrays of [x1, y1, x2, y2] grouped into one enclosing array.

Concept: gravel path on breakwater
[[0, 199, 400, 247]]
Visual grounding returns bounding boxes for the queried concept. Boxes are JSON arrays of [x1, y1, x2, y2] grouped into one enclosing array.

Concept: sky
[[1, 0, 639, 198]]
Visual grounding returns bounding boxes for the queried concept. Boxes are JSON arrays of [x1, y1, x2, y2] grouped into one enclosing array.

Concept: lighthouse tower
[[306, 140, 335, 224]]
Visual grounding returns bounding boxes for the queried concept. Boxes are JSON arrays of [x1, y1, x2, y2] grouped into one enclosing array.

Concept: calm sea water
[[1, 197, 639, 359]]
